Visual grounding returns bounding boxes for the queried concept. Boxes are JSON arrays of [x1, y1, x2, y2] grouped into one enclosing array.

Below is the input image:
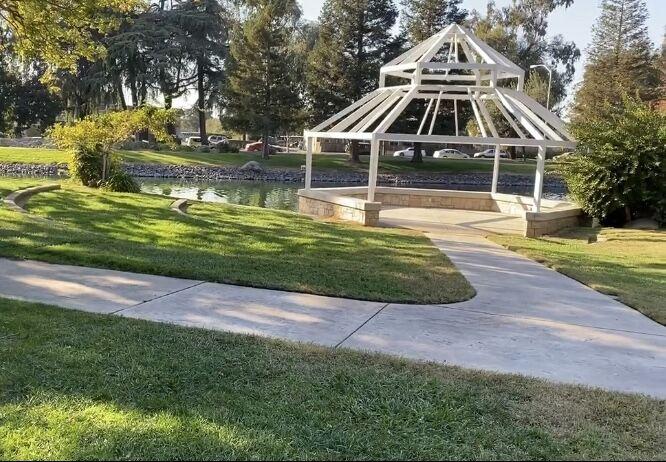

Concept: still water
[[140, 178, 566, 211]]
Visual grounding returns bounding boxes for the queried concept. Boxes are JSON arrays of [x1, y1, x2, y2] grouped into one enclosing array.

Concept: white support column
[[305, 136, 313, 190], [454, 99, 459, 136], [491, 144, 501, 194], [367, 138, 380, 202], [533, 145, 546, 212]]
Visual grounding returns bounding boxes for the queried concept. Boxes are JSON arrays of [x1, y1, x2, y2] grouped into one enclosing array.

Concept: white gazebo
[[299, 24, 581, 237]]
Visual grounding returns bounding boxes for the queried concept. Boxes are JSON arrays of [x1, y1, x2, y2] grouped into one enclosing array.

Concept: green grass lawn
[[1, 298, 664, 461], [490, 228, 666, 325], [0, 177, 473, 304], [0, 146, 546, 175]]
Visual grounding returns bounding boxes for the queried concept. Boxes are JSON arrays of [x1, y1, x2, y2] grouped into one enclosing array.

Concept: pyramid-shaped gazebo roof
[[305, 24, 575, 149]]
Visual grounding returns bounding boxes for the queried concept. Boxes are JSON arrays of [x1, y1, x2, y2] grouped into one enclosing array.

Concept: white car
[[433, 149, 469, 159], [208, 135, 229, 146], [393, 147, 427, 158], [185, 136, 202, 147], [473, 148, 509, 159]]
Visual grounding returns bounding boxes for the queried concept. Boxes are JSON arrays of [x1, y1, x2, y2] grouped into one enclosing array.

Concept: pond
[[140, 179, 567, 211]]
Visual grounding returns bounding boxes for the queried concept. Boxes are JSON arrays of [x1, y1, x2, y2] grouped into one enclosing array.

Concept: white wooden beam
[[418, 99, 434, 135], [375, 87, 419, 133], [428, 90, 444, 135], [367, 138, 381, 202], [533, 145, 546, 212], [495, 89, 545, 141], [491, 96, 526, 139], [477, 98, 499, 138], [491, 144, 501, 194], [354, 90, 404, 133], [311, 90, 382, 132], [468, 90, 487, 138], [330, 91, 392, 133], [305, 136, 313, 190]]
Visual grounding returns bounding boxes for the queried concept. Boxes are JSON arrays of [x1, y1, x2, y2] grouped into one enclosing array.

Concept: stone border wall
[[3, 184, 61, 213], [298, 188, 381, 226], [298, 187, 582, 237]]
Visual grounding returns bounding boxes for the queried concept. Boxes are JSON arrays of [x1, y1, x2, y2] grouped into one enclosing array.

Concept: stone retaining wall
[[298, 187, 582, 237], [298, 189, 381, 226]]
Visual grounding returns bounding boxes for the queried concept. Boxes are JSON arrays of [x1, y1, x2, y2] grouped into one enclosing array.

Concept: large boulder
[[239, 161, 263, 172]]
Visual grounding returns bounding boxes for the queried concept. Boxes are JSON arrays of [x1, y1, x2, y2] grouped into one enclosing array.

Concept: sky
[[301, 0, 665, 92]]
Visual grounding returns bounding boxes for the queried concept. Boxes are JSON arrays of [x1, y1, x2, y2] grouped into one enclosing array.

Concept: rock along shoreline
[[0, 162, 567, 190]]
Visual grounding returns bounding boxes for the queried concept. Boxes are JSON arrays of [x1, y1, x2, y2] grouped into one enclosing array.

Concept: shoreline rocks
[[0, 161, 567, 190]]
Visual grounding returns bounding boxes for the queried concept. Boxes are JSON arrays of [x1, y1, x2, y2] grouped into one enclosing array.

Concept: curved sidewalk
[[0, 227, 664, 397]]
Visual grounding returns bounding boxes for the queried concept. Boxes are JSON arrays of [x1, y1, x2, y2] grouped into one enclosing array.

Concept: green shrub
[[218, 143, 239, 153], [70, 145, 107, 187], [49, 107, 177, 191], [563, 98, 666, 225], [103, 170, 140, 193]]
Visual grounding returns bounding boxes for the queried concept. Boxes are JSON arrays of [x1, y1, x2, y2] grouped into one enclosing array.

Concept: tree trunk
[[197, 59, 208, 146], [348, 140, 360, 163], [411, 142, 424, 163], [262, 129, 270, 160], [116, 77, 127, 110]]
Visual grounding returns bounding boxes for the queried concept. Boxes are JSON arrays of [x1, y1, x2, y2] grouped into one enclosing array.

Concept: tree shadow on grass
[[2, 299, 662, 461]]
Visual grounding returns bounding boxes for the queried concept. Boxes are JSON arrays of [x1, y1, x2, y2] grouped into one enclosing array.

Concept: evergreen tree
[[307, 0, 400, 162], [399, 0, 467, 162], [178, 0, 228, 145], [573, 0, 659, 121], [222, 0, 302, 158], [401, 0, 466, 45]]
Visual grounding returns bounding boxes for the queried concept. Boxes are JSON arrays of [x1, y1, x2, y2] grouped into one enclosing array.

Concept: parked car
[[208, 135, 229, 146], [184, 136, 202, 147], [433, 148, 469, 159], [473, 148, 509, 159], [243, 141, 280, 154], [393, 147, 427, 158]]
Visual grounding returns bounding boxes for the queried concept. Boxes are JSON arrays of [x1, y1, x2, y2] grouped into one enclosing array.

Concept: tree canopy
[[572, 0, 660, 121], [0, 0, 145, 69], [222, 0, 303, 157]]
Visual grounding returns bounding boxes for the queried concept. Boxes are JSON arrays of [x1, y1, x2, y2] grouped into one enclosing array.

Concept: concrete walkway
[[1, 226, 665, 397]]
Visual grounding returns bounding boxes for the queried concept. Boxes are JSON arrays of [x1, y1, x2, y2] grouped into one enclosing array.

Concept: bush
[[563, 98, 666, 226], [49, 107, 177, 191], [70, 145, 106, 187], [218, 143, 239, 153], [103, 170, 141, 193]]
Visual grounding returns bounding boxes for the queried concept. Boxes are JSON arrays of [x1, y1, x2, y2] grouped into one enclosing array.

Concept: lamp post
[[530, 64, 553, 111]]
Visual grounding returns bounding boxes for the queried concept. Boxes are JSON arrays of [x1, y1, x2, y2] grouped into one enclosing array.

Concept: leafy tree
[[0, 0, 145, 69], [222, 0, 302, 158], [50, 107, 177, 191], [563, 97, 666, 225], [572, 0, 659, 121], [470, 0, 579, 110], [0, 62, 62, 135], [466, 0, 579, 158], [307, 0, 400, 162]]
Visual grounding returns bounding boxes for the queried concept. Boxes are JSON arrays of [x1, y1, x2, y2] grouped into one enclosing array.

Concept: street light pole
[[530, 64, 553, 111]]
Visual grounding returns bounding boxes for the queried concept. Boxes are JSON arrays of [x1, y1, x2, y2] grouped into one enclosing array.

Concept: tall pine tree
[[306, 0, 400, 162], [401, 0, 466, 45], [573, 0, 659, 121], [222, 0, 302, 158]]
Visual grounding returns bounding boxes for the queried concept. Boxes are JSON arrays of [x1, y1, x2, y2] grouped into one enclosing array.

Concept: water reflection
[[141, 179, 301, 210], [140, 179, 566, 211]]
